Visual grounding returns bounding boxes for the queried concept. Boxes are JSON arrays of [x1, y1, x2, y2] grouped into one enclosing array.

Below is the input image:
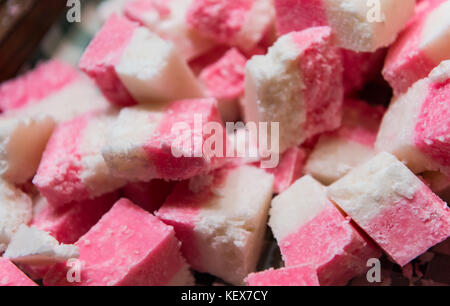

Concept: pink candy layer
[[245, 266, 319, 286], [263, 147, 305, 194], [0, 258, 37, 286], [363, 185, 450, 266], [199, 48, 246, 101], [291, 28, 343, 139], [44, 199, 187, 286], [121, 180, 175, 213], [187, 0, 253, 44], [32, 192, 119, 244], [0, 60, 79, 111], [79, 15, 137, 106], [145, 98, 228, 180], [415, 79, 450, 176], [33, 112, 94, 206], [274, 0, 327, 36], [280, 202, 380, 286], [383, 0, 446, 94]]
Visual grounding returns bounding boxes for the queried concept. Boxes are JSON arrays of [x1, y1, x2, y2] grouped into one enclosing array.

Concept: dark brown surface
[[0, 0, 66, 82]]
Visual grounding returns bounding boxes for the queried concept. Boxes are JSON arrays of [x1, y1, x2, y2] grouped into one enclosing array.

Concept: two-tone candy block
[[3, 225, 79, 266], [44, 199, 193, 286], [306, 99, 385, 185], [0, 60, 109, 184], [383, 0, 450, 94], [0, 258, 37, 286], [124, 0, 215, 61], [79, 14, 203, 106], [0, 179, 32, 252], [32, 192, 119, 244], [102, 98, 228, 182], [270, 176, 380, 285], [243, 27, 343, 153], [187, 0, 275, 52], [245, 266, 319, 286], [376, 60, 450, 177], [33, 111, 127, 207], [198, 48, 247, 122], [156, 165, 274, 285], [328, 152, 450, 267], [274, 0, 415, 52]]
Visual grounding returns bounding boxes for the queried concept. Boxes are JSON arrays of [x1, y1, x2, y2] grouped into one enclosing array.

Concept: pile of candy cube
[[0, 0, 449, 286]]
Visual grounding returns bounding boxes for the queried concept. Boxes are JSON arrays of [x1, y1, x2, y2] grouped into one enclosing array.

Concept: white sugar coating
[[116, 27, 203, 104], [428, 59, 450, 84], [4, 225, 79, 265], [102, 105, 164, 182], [0, 180, 32, 248], [270, 176, 328, 242], [98, 0, 129, 21], [306, 135, 376, 185], [324, 0, 415, 52], [78, 111, 127, 197], [244, 33, 305, 153], [420, 1, 450, 63], [233, 0, 275, 51], [328, 152, 422, 227], [0, 115, 55, 184], [193, 166, 274, 285]]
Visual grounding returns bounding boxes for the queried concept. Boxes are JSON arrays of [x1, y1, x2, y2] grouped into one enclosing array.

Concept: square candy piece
[[383, 0, 450, 94], [0, 179, 32, 252], [157, 165, 274, 285], [306, 99, 385, 185], [102, 98, 228, 182], [32, 192, 119, 244], [44, 199, 193, 286], [270, 176, 380, 285], [0, 61, 109, 184], [245, 266, 319, 286], [199, 48, 247, 122], [376, 60, 450, 177], [187, 0, 275, 51], [274, 0, 415, 52], [328, 152, 450, 266], [243, 27, 343, 153], [79, 14, 203, 106], [124, 0, 216, 61], [33, 111, 127, 207], [0, 258, 37, 286]]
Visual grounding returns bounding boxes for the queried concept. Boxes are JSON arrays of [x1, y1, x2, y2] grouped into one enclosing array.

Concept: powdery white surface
[[4, 225, 79, 265], [0, 180, 32, 248], [270, 176, 328, 241], [328, 152, 422, 227], [420, 1, 450, 63]]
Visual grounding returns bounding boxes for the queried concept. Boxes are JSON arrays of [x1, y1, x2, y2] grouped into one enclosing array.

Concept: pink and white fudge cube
[[383, 0, 450, 94], [186, 0, 275, 52], [243, 27, 343, 153], [102, 98, 228, 182], [245, 266, 319, 286], [328, 152, 450, 266], [306, 99, 385, 185], [79, 14, 203, 106], [0, 60, 109, 184], [124, 0, 216, 61], [376, 60, 450, 177], [274, 0, 415, 52], [33, 111, 127, 208], [32, 192, 119, 244], [199, 48, 247, 122], [157, 165, 274, 285], [0, 179, 32, 252], [121, 180, 175, 213], [44, 198, 193, 286], [270, 176, 380, 285], [0, 258, 37, 286]]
